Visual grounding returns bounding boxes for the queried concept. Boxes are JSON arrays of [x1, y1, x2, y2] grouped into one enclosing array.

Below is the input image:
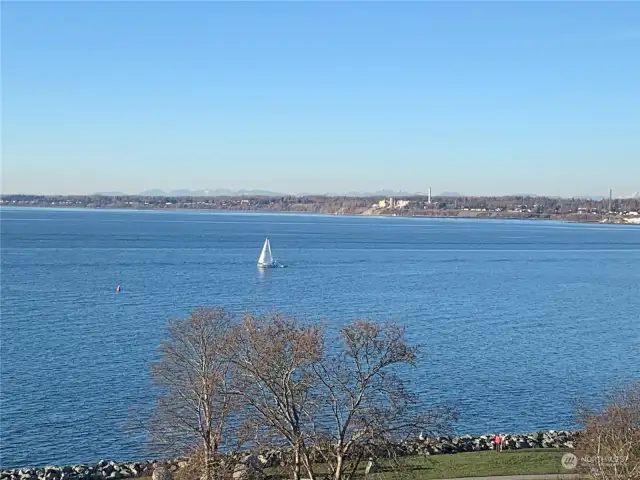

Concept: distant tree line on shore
[[3, 193, 639, 216], [1, 194, 372, 215]]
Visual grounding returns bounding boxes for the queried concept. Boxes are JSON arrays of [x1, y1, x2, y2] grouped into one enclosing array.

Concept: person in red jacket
[[494, 434, 503, 453]]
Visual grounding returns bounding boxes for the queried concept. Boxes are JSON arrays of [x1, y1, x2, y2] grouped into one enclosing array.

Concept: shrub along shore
[[0, 430, 577, 479]]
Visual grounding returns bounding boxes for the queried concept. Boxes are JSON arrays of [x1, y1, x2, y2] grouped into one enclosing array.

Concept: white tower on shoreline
[[428, 187, 432, 204]]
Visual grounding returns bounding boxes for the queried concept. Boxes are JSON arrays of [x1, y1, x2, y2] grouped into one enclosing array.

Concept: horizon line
[[2, 191, 638, 200]]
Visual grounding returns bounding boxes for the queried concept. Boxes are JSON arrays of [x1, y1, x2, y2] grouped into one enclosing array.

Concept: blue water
[[1, 208, 639, 468]]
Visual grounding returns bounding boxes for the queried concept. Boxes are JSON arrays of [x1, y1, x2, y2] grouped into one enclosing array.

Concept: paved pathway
[[437, 475, 580, 480]]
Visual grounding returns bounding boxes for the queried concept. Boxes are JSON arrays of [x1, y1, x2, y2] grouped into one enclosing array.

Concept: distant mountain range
[[91, 189, 639, 199], [94, 189, 284, 197], [320, 190, 431, 197], [94, 191, 128, 196], [575, 195, 605, 200], [95, 189, 437, 197], [138, 189, 285, 197]]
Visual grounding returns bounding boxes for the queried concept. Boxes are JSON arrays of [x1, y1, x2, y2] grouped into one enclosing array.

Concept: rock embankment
[[0, 460, 184, 480], [407, 429, 577, 455], [0, 430, 578, 480]]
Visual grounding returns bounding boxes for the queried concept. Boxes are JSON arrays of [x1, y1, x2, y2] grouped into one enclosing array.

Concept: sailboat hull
[[257, 262, 277, 268]]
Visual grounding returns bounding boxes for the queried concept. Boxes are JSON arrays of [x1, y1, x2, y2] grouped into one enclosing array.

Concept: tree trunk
[[301, 451, 316, 480], [333, 452, 344, 480], [203, 446, 212, 480], [203, 434, 215, 480], [292, 442, 301, 480]]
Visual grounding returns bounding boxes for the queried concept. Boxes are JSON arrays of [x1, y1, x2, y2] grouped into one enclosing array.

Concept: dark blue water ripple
[[1, 208, 639, 468]]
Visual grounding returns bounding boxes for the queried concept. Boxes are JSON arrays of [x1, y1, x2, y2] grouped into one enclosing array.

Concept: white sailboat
[[257, 237, 278, 268]]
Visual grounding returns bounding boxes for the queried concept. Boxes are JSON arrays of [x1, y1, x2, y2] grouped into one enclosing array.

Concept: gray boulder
[[151, 467, 172, 480], [232, 461, 263, 480], [240, 455, 260, 471]]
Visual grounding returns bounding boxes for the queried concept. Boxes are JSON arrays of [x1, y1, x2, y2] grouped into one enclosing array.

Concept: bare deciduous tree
[[147, 308, 456, 480], [575, 381, 640, 479], [149, 307, 237, 480], [312, 320, 457, 480], [228, 313, 324, 480]]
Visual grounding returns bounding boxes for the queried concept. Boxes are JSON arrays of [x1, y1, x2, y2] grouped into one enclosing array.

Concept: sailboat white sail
[[257, 237, 276, 268]]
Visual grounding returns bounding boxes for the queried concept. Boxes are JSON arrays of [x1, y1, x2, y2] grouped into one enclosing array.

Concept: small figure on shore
[[494, 433, 503, 453], [116, 285, 121, 293]]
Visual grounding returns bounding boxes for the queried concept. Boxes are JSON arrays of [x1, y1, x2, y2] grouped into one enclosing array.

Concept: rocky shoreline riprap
[[0, 430, 578, 480]]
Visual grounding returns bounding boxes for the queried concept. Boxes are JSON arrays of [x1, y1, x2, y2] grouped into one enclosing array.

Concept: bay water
[[1, 208, 639, 468]]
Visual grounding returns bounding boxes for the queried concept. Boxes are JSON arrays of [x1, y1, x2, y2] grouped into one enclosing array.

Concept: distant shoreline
[[3, 203, 639, 225]]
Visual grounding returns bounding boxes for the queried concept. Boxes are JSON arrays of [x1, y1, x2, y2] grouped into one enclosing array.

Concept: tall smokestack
[[428, 187, 432, 204], [609, 189, 613, 212]]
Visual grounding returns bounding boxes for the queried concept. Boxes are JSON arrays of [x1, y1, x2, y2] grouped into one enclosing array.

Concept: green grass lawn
[[141, 448, 572, 479], [393, 448, 570, 479]]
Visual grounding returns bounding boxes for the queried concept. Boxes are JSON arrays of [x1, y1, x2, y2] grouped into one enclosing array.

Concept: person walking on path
[[494, 434, 503, 453]]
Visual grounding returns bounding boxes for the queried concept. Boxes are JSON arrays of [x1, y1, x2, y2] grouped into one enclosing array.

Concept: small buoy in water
[[116, 285, 121, 293]]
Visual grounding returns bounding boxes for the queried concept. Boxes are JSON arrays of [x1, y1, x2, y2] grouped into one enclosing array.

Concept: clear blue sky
[[2, 1, 639, 197]]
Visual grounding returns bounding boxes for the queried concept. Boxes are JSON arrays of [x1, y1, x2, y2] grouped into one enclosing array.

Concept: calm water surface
[[1, 208, 639, 468]]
